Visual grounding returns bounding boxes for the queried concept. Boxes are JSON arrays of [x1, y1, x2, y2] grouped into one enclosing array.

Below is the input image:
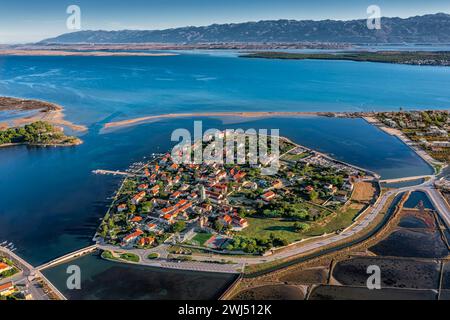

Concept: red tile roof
[[0, 262, 10, 271], [0, 282, 13, 292], [123, 229, 143, 242], [130, 216, 143, 223]]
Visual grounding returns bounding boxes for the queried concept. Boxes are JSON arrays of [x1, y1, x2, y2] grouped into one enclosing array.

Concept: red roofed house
[[122, 229, 144, 245], [170, 191, 181, 199], [188, 192, 198, 200], [305, 185, 315, 193], [216, 171, 227, 181], [130, 216, 143, 223], [261, 191, 276, 202], [0, 282, 14, 297], [149, 185, 160, 196], [117, 204, 127, 212], [163, 213, 175, 224], [233, 171, 247, 181], [132, 191, 146, 205], [138, 184, 149, 191], [219, 215, 233, 225], [233, 216, 249, 228], [138, 236, 155, 247], [0, 262, 12, 274]]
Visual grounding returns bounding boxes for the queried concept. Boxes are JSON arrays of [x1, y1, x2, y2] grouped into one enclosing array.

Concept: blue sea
[[0, 52, 447, 299]]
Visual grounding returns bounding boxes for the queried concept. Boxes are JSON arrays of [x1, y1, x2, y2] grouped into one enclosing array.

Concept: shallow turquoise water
[[1, 54, 450, 128]]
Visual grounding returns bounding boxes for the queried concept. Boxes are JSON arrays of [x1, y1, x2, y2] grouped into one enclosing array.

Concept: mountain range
[[40, 13, 450, 44]]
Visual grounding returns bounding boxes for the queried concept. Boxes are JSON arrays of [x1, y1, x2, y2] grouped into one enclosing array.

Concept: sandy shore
[[0, 50, 178, 57], [103, 111, 331, 129], [0, 96, 87, 132]]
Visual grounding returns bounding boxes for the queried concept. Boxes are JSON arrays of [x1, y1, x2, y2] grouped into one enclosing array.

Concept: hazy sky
[[1, 0, 449, 43]]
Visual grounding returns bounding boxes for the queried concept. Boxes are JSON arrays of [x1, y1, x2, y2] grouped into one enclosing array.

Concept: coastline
[[0, 139, 83, 149], [362, 116, 444, 173], [241, 51, 450, 67], [0, 50, 178, 57], [0, 96, 87, 132]]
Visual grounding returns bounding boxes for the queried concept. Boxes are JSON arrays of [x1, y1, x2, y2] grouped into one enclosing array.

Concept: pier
[[92, 169, 137, 177]]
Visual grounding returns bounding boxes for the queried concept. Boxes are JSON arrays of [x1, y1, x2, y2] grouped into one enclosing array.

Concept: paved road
[[0, 246, 52, 300], [98, 243, 242, 273], [421, 187, 450, 228]]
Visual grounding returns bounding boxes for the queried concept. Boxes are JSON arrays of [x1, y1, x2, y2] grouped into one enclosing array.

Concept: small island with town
[[95, 130, 373, 264]]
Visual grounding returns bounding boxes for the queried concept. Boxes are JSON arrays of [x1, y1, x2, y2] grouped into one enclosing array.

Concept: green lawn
[[305, 206, 361, 237], [101, 250, 118, 261], [239, 217, 303, 243], [240, 204, 361, 243], [119, 253, 140, 263], [282, 152, 309, 161], [147, 253, 159, 259], [191, 232, 213, 246]]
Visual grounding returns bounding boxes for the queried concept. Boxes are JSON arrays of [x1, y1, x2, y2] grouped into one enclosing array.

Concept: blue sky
[[1, 0, 449, 43]]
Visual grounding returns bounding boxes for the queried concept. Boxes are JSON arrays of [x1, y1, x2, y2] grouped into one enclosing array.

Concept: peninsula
[[241, 51, 450, 66], [0, 97, 84, 148], [0, 97, 87, 132]]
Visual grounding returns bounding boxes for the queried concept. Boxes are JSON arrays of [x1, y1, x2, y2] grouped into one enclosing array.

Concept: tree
[[293, 222, 310, 232], [171, 221, 186, 233], [309, 190, 318, 201], [214, 220, 225, 233], [141, 201, 153, 213]]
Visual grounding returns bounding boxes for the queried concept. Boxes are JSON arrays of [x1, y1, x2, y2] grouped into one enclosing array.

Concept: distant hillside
[[40, 13, 450, 44]]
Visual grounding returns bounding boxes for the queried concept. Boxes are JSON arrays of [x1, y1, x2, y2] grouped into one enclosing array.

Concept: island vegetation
[[242, 51, 450, 66], [0, 121, 81, 147]]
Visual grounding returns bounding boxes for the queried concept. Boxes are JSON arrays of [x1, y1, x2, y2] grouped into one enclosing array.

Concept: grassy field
[[192, 232, 213, 246], [239, 217, 303, 243], [281, 152, 309, 162], [305, 205, 362, 237]]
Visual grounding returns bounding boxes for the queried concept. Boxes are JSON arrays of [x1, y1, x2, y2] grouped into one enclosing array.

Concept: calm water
[[42, 252, 237, 300], [0, 53, 445, 298], [1, 54, 450, 124], [404, 191, 435, 209]]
